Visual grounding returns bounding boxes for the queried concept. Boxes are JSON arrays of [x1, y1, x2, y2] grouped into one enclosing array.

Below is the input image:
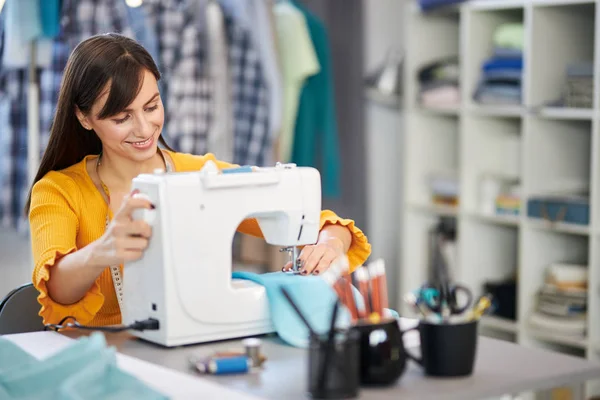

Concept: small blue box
[[527, 195, 590, 226]]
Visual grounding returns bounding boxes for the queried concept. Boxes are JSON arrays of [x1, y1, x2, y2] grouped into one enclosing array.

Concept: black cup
[[406, 320, 478, 377], [351, 319, 409, 386], [307, 329, 360, 399]]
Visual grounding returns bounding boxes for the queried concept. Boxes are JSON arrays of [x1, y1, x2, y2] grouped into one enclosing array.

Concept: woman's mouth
[[127, 136, 154, 149]]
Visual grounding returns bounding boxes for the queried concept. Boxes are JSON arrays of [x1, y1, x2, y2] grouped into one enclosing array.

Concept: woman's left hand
[[282, 237, 345, 275]]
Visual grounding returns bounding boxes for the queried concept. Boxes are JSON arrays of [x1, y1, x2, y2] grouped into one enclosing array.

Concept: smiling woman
[[24, 33, 371, 328]]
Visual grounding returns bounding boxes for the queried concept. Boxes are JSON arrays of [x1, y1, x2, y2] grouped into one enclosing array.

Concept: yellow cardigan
[[29, 150, 371, 326]]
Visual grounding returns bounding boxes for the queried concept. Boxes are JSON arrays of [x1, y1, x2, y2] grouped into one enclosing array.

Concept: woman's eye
[[146, 105, 158, 112], [114, 114, 130, 124]]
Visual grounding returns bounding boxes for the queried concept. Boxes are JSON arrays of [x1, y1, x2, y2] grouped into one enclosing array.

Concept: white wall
[[363, 0, 405, 307]]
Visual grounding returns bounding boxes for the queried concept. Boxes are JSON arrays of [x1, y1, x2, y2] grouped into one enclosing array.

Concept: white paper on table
[[4, 331, 261, 400]]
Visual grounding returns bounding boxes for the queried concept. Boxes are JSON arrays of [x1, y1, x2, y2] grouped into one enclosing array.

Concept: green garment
[[494, 23, 524, 50], [291, 1, 341, 198], [273, 2, 320, 164]]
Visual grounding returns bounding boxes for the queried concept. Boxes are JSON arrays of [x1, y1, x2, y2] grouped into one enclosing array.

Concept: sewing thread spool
[[242, 338, 262, 367], [204, 356, 251, 375]]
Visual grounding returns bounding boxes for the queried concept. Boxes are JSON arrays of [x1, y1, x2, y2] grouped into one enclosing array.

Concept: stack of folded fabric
[[428, 171, 459, 207], [528, 263, 588, 339], [0, 333, 167, 400], [473, 23, 524, 105], [417, 0, 467, 12], [417, 57, 460, 108], [546, 62, 594, 109]]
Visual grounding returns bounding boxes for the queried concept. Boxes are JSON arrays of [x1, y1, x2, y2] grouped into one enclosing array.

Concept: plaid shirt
[[0, 0, 136, 230]]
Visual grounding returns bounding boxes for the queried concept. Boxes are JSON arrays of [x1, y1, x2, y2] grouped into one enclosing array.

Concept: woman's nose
[[136, 114, 153, 136]]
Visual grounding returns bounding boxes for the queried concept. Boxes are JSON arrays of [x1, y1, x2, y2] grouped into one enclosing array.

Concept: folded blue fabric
[[483, 57, 523, 72], [418, 0, 466, 11], [232, 271, 399, 348], [0, 333, 167, 400], [493, 47, 523, 59]]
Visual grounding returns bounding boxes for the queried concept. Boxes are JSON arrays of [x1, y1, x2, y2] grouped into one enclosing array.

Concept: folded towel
[[418, 56, 460, 83], [420, 86, 460, 108], [474, 83, 522, 105]]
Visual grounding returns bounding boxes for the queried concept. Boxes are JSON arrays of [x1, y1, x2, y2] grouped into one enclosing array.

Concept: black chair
[[0, 283, 44, 334]]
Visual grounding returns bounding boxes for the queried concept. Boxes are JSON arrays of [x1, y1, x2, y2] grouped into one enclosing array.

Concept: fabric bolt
[[39, 0, 61, 39], [291, 1, 341, 198], [273, 2, 319, 164]]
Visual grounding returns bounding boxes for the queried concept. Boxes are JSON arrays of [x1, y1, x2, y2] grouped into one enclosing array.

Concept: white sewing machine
[[121, 161, 322, 347]]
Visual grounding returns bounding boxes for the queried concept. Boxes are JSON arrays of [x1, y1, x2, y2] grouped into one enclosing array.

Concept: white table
[[5, 326, 600, 400]]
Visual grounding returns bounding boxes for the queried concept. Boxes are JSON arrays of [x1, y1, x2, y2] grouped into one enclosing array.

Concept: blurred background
[[1, 0, 600, 397]]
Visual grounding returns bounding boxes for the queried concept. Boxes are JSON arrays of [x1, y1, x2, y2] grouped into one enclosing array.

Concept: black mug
[[307, 329, 360, 399], [406, 320, 478, 377], [351, 319, 410, 386]]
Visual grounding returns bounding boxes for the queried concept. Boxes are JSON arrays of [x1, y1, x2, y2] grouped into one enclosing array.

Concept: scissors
[[417, 283, 473, 318]]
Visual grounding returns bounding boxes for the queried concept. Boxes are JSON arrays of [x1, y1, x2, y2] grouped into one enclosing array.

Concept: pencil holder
[[307, 329, 360, 399], [351, 319, 408, 386], [405, 319, 478, 377]]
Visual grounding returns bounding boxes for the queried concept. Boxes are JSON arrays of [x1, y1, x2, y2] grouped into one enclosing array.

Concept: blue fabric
[[232, 271, 400, 348], [418, 0, 466, 11], [126, 3, 161, 65], [482, 57, 523, 72], [0, 333, 167, 400], [39, 0, 61, 38], [492, 47, 522, 59], [290, 1, 341, 198]]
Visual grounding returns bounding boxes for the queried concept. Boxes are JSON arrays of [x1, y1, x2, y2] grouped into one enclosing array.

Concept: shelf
[[408, 202, 459, 217], [418, 105, 461, 116], [527, 329, 589, 350], [532, 0, 596, 7], [466, 105, 524, 118], [481, 315, 519, 333], [529, 2, 596, 108], [537, 107, 594, 120], [468, 212, 520, 227], [468, 0, 526, 11], [526, 218, 590, 236]]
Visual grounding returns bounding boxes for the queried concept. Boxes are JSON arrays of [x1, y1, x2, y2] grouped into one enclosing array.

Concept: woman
[[25, 33, 371, 327]]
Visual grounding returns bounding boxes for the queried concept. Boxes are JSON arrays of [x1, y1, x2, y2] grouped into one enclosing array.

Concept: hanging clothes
[[0, 0, 138, 230], [1, 0, 53, 69], [273, 1, 319, 165], [290, 1, 341, 198], [246, 0, 283, 165], [221, 1, 271, 166]]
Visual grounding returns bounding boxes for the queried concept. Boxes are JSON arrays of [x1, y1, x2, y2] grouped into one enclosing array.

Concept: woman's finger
[[312, 251, 337, 275], [302, 246, 326, 275], [297, 245, 314, 272], [282, 261, 293, 272]]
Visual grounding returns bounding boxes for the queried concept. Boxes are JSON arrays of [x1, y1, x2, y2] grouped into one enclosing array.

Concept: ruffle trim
[[319, 210, 372, 272], [33, 248, 105, 325]]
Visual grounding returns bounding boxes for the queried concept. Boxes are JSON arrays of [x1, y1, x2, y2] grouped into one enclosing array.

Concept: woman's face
[[77, 69, 164, 162]]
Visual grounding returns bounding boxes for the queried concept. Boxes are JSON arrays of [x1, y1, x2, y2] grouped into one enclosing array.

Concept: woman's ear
[[75, 106, 92, 130]]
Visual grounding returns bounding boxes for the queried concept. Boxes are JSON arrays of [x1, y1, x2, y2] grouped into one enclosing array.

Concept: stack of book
[[528, 263, 587, 339]]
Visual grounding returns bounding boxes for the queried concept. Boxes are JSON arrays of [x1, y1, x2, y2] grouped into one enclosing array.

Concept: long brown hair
[[24, 33, 172, 215]]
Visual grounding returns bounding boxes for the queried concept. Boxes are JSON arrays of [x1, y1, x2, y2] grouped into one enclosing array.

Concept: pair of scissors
[[418, 283, 473, 318]]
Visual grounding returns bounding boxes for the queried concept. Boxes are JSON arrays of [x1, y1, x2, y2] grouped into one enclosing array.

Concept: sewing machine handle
[[131, 193, 157, 226]]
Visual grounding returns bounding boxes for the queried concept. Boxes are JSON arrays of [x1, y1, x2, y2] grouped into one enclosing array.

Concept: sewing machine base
[[129, 321, 276, 348]]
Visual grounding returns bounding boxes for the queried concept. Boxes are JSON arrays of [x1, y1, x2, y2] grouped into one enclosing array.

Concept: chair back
[[0, 283, 44, 334]]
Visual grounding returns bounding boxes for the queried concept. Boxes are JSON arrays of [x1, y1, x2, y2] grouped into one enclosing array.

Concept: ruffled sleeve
[[318, 210, 371, 272], [29, 173, 104, 325]]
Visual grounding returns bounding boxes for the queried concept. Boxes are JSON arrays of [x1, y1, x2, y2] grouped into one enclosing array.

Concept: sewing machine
[[121, 161, 322, 347]]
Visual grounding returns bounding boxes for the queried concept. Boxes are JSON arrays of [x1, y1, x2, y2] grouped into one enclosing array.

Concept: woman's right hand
[[89, 190, 154, 268]]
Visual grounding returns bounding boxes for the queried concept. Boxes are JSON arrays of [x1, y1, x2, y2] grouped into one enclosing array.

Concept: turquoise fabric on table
[[232, 271, 399, 348], [0, 333, 167, 400]]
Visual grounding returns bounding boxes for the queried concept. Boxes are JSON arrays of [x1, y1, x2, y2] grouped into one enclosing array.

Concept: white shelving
[[401, 1, 600, 397]]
